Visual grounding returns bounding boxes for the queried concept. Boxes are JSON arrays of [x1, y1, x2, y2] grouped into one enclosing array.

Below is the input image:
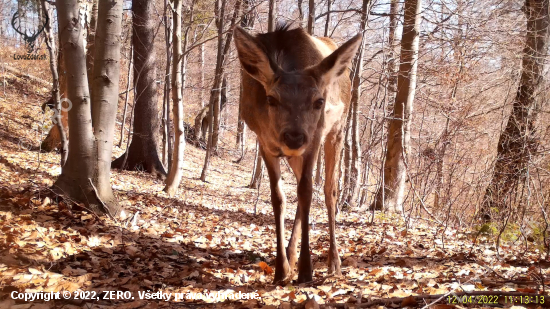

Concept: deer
[[233, 23, 362, 283]]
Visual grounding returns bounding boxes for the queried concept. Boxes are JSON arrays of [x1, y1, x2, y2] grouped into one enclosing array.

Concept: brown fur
[[234, 24, 362, 283]]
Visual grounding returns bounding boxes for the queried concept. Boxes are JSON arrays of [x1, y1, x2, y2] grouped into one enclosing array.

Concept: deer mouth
[[281, 146, 306, 157]]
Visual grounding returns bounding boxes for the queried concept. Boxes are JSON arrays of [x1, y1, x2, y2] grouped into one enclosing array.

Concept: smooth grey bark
[[372, 0, 422, 213], [53, 0, 123, 216], [481, 0, 549, 220], [90, 0, 124, 210], [164, 0, 193, 196], [86, 0, 97, 98]]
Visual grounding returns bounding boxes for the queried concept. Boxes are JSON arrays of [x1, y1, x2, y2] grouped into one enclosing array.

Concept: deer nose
[[283, 131, 306, 149]]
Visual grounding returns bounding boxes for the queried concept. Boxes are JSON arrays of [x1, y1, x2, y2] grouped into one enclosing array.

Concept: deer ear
[[234, 26, 276, 86], [313, 34, 363, 86]]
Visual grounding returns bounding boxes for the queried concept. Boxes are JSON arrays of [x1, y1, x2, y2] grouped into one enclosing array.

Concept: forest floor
[[1, 68, 550, 309]]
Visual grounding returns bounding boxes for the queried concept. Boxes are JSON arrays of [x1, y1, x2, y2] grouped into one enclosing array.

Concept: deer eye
[[313, 98, 325, 109], [266, 96, 278, 106]]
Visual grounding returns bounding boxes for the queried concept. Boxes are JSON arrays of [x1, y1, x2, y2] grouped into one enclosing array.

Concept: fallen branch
[[1, 63, 52, 86]]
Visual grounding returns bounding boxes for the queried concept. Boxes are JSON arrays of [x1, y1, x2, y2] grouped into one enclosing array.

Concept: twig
[[88, 178, 114, 219]]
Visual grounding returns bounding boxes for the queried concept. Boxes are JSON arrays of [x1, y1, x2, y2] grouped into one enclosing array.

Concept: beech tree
[[481, 0, 549, 220], [112, 0, 166, 178], [164, 0, 195, 196], [53, 0, 123, 216], [371, 0, 422, 213]]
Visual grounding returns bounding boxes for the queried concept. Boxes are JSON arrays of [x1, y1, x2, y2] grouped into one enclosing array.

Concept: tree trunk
[[297, 0, 304, 27], [236, 0, 255, 155], [307, 0, 314, 34], [387, 0, 399, 97], [201, 0, 242, 181], [324, 0, 331, 37], [201, 0, 226, 181], [162, 0, 172, 167], [164, 0, 193, 197], [480, 0, 549, 221], [112, 0, 166, 178], [53, 0, 123, 216], [372, 0, 422, 213], [199, 42, 205, 108], [119, 46, 132, 148], [90, 0, 124, 212], [268, 0, 277, 32], [211, 0, 242, 151], [249, 140, 263, 189], [86, 0, 98, 98], [340, 0, 369, 208], [40, 49, 68, 152], [41, 0, 67, 166]]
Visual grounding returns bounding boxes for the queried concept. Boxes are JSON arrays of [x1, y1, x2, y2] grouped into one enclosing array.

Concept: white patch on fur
[[308, 36, 335, 58]]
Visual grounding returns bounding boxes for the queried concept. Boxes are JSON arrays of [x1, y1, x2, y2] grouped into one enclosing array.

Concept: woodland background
[[0, 0, 550, 307]]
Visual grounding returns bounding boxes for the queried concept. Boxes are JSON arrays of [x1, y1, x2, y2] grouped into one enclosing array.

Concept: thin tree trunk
[[307, 0, 314, 34], [248, 0, 275, 183], [249, 140, 263, 189], [41, 0, 67, 167], [164, 0, 194, 196], [480, 0, 549, 221], [372, 0, 422, 213], [315, 150, 323, 185], [86, 0, 97, 98], [268, 0, 277, 32], [201, 0, 226, 181], [343, 0, 370, 207], [112, 0, 166, 178], [119, 46, 132, 148], [211, 0, 242, 151], [40, 50, 68, 152], [297, 0, 304, 27], [324, 0, 331, 37], [162, 0, 172, 167], [370, 0, 398, 211], [200, 42, 205, 108], [236, 0, 254, 155]]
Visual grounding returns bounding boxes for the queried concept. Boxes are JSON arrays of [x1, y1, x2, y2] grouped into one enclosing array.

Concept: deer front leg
[[324, 131, 343, 276], [297, 151, 318, 283], [262, 149, 290, 283], [286, 156, 303, 273]]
